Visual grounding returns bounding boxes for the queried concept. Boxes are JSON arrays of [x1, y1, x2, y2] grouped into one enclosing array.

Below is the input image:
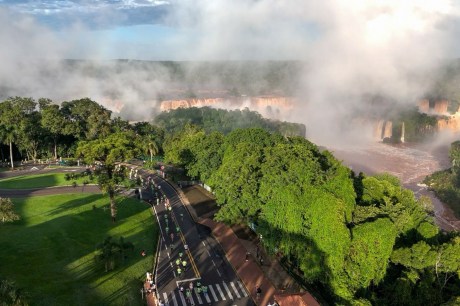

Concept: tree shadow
[[1, 195, 157, 306]]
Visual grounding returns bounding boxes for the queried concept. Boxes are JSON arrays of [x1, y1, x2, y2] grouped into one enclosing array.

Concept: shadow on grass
[[2, 194, 158, 306]]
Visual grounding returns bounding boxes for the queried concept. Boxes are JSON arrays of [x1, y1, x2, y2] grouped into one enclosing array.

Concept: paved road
[[138, 170, 253, 306]]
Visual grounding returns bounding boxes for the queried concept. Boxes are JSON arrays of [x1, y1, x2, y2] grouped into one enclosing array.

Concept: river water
[[331, 142, 460, 231]]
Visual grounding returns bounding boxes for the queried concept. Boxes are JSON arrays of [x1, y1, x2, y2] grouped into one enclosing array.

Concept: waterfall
[[401, 122, 405, 143], [374, 120, 385, 140], [383, 121, 393, 139]]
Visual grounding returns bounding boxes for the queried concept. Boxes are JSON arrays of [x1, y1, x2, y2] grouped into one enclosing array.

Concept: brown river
[[331, 142, 460, 231]]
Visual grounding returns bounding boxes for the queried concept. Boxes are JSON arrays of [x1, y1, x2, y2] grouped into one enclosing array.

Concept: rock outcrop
[[159, 96, 295, 118]]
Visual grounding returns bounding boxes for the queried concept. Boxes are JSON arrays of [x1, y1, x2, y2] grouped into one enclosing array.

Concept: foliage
[[95, 236, 133, 272], [0, 278, 28, 306], [76, 131, 142, 221], [424, 168, 460, 218], [0, 198, 20, 224], [155, 107, 306, 137]]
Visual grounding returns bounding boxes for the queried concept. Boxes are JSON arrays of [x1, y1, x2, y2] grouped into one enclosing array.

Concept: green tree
[[186, 131, 224, 181], [0, 97, 36, 169], [76, 131, 141, 222], [344, 218, 397, 294], [39, 99, 68, 160], [61, 98, 112, 140], [0, 198, 20, 224]]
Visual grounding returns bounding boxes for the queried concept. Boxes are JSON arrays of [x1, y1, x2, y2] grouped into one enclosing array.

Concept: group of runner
[[179, 281, 209, 305]]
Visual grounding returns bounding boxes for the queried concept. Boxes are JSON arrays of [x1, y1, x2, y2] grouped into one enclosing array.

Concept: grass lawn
[[0, 194, 158, 306], [0, 173, 95, 189]]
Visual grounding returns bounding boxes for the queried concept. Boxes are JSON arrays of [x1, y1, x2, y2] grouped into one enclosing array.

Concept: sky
[[1, 0, 460, 145]]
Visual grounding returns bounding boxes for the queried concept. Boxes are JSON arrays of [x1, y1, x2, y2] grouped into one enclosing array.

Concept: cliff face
[[438, 116, 460, 132], [160, 98, 225, 112], [160, 96, 295, 118], [417, 98, 460, 133], [418, 99, 453, 115]]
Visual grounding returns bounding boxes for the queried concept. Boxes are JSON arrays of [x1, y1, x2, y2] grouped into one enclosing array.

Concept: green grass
[[0, 194, 158, 306], [0, 173, 94, 189]]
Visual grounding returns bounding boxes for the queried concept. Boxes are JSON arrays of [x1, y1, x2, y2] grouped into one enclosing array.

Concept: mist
[[1, 1, 460, 145]]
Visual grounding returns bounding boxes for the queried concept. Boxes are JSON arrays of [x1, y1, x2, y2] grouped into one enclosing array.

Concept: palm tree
[[96, 236, 121, 272], [0, 278, 28, 306], [145, 136, 159, 162]]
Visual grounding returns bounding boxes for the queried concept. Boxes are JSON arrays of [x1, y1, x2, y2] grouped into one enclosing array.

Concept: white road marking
[[237, 281, 248, 296], [208, 285, 219, 302], [230, 282, 242, 298], [170, 291, 178, 306], [215, 284, 226, 300], [203, 291, 211, 303], [222, 282, 234, 300], [179, 290, 187, 305], [162, 292, 169, 304], [194, 288, 203, 304]]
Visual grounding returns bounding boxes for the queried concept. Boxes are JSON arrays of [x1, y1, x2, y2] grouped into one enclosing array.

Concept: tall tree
[[0, 97, 36, 169], [61, 98, 112, 140], [76, 131, 141, 222], [39, 99, 67, 160]]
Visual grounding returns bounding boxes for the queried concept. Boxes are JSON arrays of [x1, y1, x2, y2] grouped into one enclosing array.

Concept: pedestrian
[[245, 251, 250, 261], [189, 282, 194, 290], [176, 225, 180, 233], [141, 250, 146, 257], [180, 213, 184, 221], [179, 251, 183, 258], [170, 244, 174, 252], [260, 257, 264, 266], [202, 285, 208, 296], [165, 226, 169, 233], [256, 285, 262, 299], [170, 232, 174, 241], [180, 286, 184, 294]]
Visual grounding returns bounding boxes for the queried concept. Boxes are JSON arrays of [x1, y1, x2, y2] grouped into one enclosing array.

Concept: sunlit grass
[[0, 194, 158, 306], [0, 173, 94, 189]]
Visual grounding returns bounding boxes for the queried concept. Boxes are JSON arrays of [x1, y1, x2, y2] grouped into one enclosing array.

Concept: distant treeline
[[154, 107, 306, 137]]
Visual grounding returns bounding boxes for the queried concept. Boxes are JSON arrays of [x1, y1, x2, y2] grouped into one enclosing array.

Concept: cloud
[[0, 0, 460, 144]]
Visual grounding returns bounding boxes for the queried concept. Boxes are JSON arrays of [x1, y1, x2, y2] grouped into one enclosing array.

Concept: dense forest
[[424, 141, 460, 218], [0, 97, 459, 305], [155, 107, 306, 137]]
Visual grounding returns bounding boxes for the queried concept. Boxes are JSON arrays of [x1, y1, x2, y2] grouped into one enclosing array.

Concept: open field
[[0, 173, 94, 189], [0, 194, 157, 306]]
